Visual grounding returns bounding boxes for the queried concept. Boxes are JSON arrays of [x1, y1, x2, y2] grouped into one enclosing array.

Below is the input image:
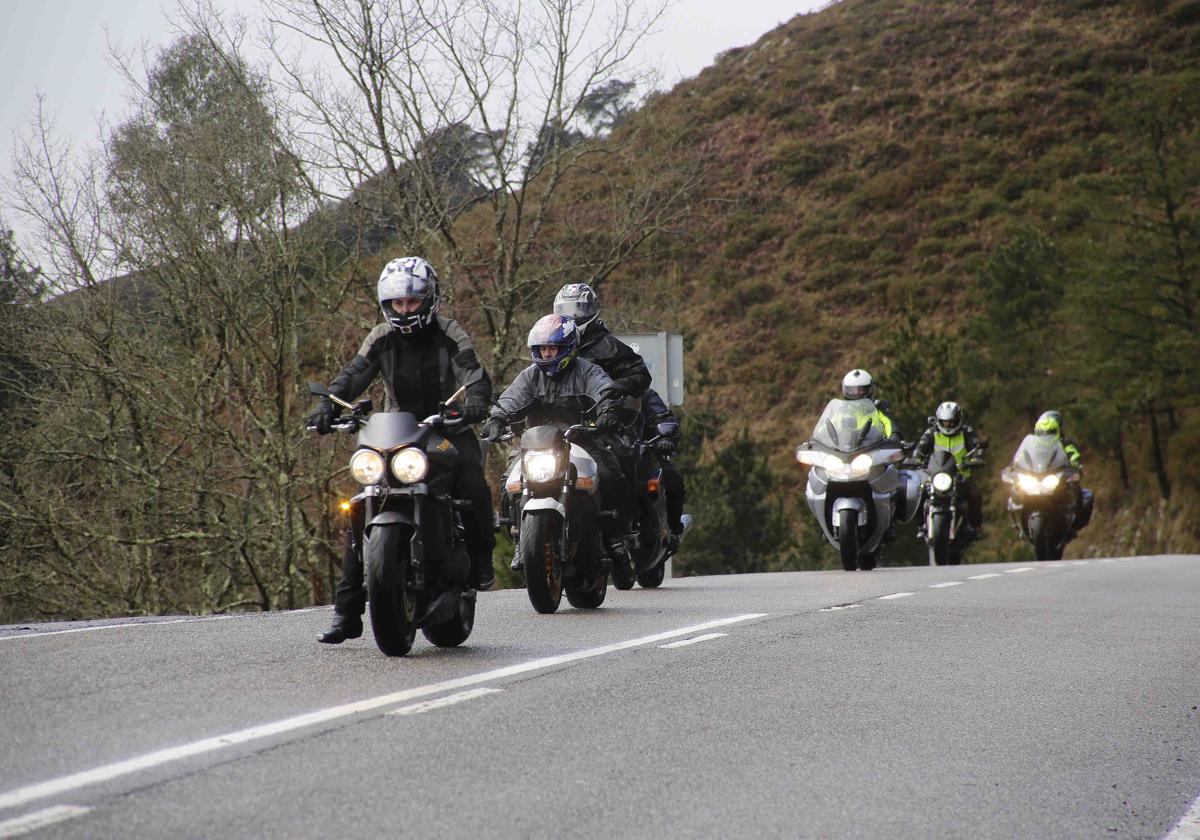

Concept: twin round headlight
[[348, 447, 429, 485], [1016, 472, 1060, 495], [821, 452, 874, 480]]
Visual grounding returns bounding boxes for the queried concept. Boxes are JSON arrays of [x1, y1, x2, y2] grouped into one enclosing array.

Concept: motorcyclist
[[1033, 409, 1092, 534], [553, 283, 651, 398], [913, 401, 985, 537], [481, 313, 630, 570], [636, 387, 687, 550], [307, 256, 495, 645], [841, 369, 900, 441]]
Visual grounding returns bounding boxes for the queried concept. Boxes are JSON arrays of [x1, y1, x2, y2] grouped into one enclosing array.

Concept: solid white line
[[878, 592, 914, 600], [968, 573, 1002, 580], [1163, 790, 1200, 840], [1005, 567, 1034, 574], [387, 688, 501, 716], [658, 632, 728, 649], [0, 612, 766, 812], [0, 806, 91, 838], [929, 581, 963, 589], [0, 616, 231, 642]]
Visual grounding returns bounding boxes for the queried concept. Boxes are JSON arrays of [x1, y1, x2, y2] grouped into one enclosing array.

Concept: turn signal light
[[646, 478, 661, 493], [338, 500, 352, 514]]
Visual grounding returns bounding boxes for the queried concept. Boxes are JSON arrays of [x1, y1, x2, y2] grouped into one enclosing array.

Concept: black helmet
[[378, 256, 439, 334], [935, 401, 963, 435]]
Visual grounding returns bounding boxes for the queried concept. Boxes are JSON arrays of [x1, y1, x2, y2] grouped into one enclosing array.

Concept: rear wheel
[[859, 550, 878, 571], [365, 526, 418, 657], [930, 511, 950, 566], [566, 572, 609, 609], [422, 593, 475, 647], [611, 540, 636, 590], [837, 508, 859, 572], [636, 563, 666, 589], [520, 513, 563, 614]]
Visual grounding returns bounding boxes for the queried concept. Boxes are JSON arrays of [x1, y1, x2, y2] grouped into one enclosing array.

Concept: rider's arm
[[912, 427, 935, 460], [492, 366, 538, 423], [1064, 439, 1082, 467], [596, 331, 651, 398], [327, 323, 387, 402], [440, 317, 493, 406]]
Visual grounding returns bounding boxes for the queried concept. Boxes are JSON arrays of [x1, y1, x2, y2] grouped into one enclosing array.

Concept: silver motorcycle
[[795, 398, 921, 570]]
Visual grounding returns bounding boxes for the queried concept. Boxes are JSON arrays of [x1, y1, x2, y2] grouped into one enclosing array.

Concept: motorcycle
[[919, 445, 985, 566], [499, 421, 610, 613], [1000, 433, 1091, 561], [622, 424, 680, 590], [308, 382, 476, 656], [795, 398, 921, 571]]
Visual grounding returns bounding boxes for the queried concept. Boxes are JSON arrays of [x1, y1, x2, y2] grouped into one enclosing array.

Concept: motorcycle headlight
[[523, 449, 560, 484], [349, 449, 386, 485], [391, 448, 429, 484], [1016, 473, 1042, 495], [932, 471, 954, 493], [1041, 474, 1060, 492], [849, 453, 873, 478]]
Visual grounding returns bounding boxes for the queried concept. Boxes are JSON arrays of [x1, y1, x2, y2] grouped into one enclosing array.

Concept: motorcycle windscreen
[[926, 448, 958, 477], [358, 412, 423, 450], [1011, 433, 1070, 474], [811, 398, 885, 453]]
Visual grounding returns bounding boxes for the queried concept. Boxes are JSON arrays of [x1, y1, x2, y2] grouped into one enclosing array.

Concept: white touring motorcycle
[[795, 398, 921, 571]]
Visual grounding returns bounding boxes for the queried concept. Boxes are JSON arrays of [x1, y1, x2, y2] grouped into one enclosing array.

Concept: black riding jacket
[[327, 316, 491, 420], [577, 320, 651, 398]]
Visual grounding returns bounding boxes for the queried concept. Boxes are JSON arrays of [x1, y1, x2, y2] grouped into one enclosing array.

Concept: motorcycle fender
[[831, 497, 867, 527], [894, 469, 922, 523], [365, 509, 416, 533], [523, 497, 566, 518]]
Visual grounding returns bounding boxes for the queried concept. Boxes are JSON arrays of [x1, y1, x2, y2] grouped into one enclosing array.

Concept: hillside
[[585, 0, 1200, 565]]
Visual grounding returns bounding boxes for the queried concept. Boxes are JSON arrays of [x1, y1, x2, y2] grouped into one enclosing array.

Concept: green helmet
[[1034, 410, 1063, 437]]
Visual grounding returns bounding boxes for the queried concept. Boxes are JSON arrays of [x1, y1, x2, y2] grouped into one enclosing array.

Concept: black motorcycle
[[919, 446, 984, 566], [308, 382, 476, 656], [623, 426, 678, 590], [499, 422, 610, 613], [1000, 433, 1089, 561]]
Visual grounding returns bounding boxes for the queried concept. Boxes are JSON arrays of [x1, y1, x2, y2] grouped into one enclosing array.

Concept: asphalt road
[[1, 556, 1198, 839]]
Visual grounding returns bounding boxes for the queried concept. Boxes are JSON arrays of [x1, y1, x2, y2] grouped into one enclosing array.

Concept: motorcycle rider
[[841, 369, 901, 441], [913, 401, 985, 537], [553, 283, 651, 398], [1033, 409, 1092, 534], [636, 387, 687, 550], [307, 257, 495, 644], [482, 313, 629, 569]]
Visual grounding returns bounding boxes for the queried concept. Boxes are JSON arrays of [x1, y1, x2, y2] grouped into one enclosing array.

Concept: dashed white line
[[968, 573, 1003, 580], [658, 633, 728, 649], [818, 603, 863, 612], [0, 612, 766, 813], [0, 806, 91, 838], [1005, 567, 1034, 574], [929, 581, 964, 589], [878, 592, 914, 600], [387, 688, 501, 716], [1163, 789, 1200, 840]]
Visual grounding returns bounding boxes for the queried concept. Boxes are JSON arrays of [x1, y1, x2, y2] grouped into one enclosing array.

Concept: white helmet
[[935, 401, 962, 434], [378, 256, 439, 333], [553, 283, 599, 333], [842, 369, 873, 400]]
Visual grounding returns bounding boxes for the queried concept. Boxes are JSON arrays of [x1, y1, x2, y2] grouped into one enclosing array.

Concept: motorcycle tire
[[520, 512, 563, 614], [611, 549, 636, 591], [366, 525, 418, 657], [1029, 513, 1055, 562], [859, 550, 878, 571], [837, 508, 859, 572], [565, 572, 609, 609], [422, 592, 475, 647], [930, 512, 950, 566], [636, 563, 666, 589]]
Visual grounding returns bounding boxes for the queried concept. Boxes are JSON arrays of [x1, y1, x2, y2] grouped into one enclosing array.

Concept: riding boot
[[318, 612, 363, 644], [471, 552, 495, 590]]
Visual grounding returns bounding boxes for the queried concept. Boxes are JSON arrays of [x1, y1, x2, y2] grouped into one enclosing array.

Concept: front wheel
[[837, 508, 859, 572], [422, 593, 475, 647], [1029, 513, 1055, 562], [566, 572, 609, 609], [365, 526, 418, 657], [930, 511, 950, 566], [636, 563, 666, 589], [520, 512, 564, 614]]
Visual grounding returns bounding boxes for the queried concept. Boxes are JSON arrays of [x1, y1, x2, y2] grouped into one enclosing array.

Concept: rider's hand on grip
[[306, 400, 338, 435], [480, 414, 508, 442], [594, 410, 621, 433], [654, 438, 677, 456]]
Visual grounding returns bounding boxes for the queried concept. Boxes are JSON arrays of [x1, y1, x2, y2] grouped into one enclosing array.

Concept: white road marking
[[0, 806, 91, 838], [968, 573, 1002, 580], [818, 603, 863, 612], [1005, 567, 1034, 574], [1163, 789, 1200, 840], [0, 612, 766, 812], [929, 581, 963, 589], [387, 688, 501, 716], [0, 616, 231, 642], [658, 633, 728, 649], [878, 592, 914, 600]]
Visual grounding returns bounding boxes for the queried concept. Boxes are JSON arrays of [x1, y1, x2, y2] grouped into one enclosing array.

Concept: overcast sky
[[1, 0, 827, 232]]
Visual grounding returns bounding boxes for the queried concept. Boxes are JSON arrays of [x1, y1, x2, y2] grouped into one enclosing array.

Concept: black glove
[[594, 410, 622, 433], [654, 437, 678, 456], [306, 400, 338, 435], [480, 414, 508, 442], [461, 400, 489, 425]]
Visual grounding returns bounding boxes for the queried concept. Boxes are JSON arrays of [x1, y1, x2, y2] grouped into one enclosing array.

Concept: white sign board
[[615, 332, 684, 406]]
